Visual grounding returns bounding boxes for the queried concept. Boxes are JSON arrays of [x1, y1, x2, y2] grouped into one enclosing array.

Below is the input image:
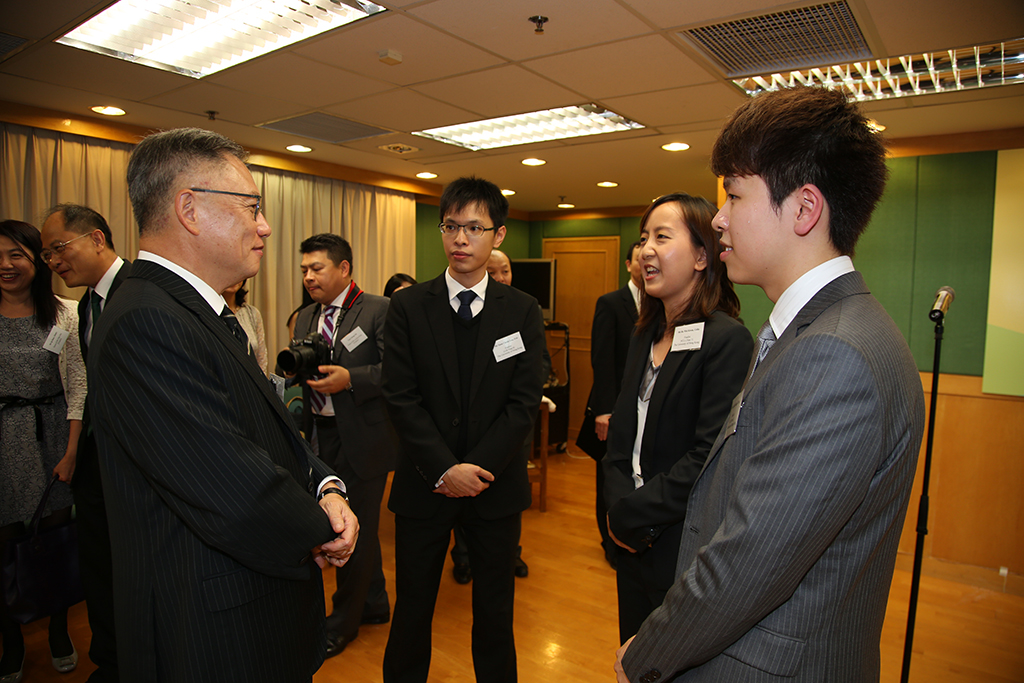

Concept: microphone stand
[[900, 311, 945, 682]]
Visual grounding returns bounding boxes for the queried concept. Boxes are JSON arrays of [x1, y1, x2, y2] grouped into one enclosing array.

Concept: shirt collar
[[91, 256, 125, 300], [137, 250, 228, 315], [445, 267, 489, 303], [325, 282, 354, 311], [627, 279, 641, 312], [769, 255, 854, 337]]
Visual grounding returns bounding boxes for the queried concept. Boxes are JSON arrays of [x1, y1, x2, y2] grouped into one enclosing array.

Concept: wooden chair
[[529, 401, 550, 511]]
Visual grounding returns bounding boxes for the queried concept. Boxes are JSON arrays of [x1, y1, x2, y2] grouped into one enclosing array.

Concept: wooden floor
[[10, 446, 1024, 682]]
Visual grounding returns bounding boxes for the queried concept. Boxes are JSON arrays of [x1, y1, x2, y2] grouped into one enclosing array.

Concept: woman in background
[[602, 194, 753, 642], [383, 273, 416, 299], [223, 279, 268, 375], [0, 219, 85, 680]]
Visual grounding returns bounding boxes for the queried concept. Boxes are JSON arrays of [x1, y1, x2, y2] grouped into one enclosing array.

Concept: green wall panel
[[911, 151, 995, 375], [501, 217, 531, 259], [415, 202, 448, 281]]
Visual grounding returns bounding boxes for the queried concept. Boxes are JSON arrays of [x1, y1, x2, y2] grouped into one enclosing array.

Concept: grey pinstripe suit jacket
[[89, 260, 338, 683], [623, 272, 925, 682]]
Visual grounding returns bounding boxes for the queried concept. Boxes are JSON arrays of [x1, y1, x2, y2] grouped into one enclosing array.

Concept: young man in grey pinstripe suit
[[616, 87, 925, 682]]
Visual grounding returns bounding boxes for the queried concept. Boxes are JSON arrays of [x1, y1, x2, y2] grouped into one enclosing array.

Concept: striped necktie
[[309, 305, 339, 414], [750, 320, 776, 377]]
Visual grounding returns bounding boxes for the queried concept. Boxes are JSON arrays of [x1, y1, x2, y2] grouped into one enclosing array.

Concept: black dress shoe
[[453, 562, 472, 584], [325, 632, 356, 659], [514, 556, 529, 578], [361, 609, 390, 625]]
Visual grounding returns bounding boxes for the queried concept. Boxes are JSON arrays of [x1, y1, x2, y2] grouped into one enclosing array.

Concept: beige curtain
[[1, 121, 416, 358]]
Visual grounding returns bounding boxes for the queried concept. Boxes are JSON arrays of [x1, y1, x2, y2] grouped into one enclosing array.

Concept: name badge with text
[[43, 326, 70, 354], [671, 322, 705, 352], [493, 332, 526, 363], [341, 326, 368, 352]]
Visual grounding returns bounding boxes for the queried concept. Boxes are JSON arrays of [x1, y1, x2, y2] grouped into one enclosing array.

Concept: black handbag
[[575, 406, 607, 460], [2, 474, 84, 623]]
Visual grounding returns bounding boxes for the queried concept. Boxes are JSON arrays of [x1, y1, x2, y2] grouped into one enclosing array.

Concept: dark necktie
[[220, 306, 250, 351], [457, 290, 476, 321], [86, 290, 103, 351], [751, 320, 777, 377]]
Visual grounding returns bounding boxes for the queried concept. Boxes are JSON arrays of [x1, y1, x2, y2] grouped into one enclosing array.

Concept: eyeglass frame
[[438, 222, 501, 239], [190, 188, 263, 220], [40, 232, 92, 264]]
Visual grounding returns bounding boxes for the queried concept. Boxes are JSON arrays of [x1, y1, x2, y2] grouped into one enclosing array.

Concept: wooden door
[[542, 236, 621, 438]]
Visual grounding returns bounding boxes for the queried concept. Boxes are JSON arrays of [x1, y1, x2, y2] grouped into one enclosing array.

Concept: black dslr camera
[[277, 333, 331, 376]]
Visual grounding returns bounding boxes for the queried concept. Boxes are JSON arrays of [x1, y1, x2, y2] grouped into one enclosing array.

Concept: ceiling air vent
[[682, 1, 872, 78], [259, 112, 391, 144], [379, 143, 420, 154]]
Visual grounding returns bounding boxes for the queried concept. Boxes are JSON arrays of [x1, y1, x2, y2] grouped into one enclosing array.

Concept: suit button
[[452, 418, 460, 427]]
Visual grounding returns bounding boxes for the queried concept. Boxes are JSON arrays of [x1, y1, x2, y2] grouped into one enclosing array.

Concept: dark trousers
[[384, 504, 520, 683], [317, 423, 389, 639], [73, 441, 120, 682], [596, 460, 614, 556], [614, 548, 668, 644]]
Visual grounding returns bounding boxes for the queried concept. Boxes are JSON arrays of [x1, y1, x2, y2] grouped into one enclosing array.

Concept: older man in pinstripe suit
[[616, 87, 925, 682], [89, 128, 358, 683]]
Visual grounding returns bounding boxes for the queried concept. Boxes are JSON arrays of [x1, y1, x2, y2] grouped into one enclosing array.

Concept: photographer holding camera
[[285, 233, 397, 658]]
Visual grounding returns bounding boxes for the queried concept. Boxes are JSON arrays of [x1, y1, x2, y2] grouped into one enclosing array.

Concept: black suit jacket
[[382, 273, 546, 520], [89, 260, 336, 683], [295, 291, 397, 479], [77, 259, 131, 362], [603, 311, 752, 587]]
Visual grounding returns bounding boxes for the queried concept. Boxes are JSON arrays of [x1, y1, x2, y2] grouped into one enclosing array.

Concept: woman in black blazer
[[603, 193, 753, 643]]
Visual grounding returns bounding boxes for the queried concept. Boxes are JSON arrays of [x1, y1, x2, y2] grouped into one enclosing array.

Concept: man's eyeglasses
[[190, 188, 263, 220], [41, 232, 91, 263], [438, 222, 499, 239]]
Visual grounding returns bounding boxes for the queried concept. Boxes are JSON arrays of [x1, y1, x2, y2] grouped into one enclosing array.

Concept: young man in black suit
[[293, 233, 396, 657], [381, 176, 546, 683], [41, 203, 129, 682], [89, 128, 358, 683]]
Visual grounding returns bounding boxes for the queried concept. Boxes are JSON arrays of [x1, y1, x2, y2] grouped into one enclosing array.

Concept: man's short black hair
[[627, 240, 641, 262], [127, 127, 247, 236], [300, 233, 353, 270], [45, 203, 115, 251], [439, 176, 508, 228], [710, 86, 888, 255]]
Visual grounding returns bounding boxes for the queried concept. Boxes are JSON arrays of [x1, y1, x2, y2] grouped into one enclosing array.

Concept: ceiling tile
[[293, 13, 503, 87], [861, 0, 1024, 56], [2, 43, 189, 101], [324, 89, 478, 132], [617, 0, 785, 29], [408, 0, 653, 61], [526, 34, 716, 100], [207, 54, 394, 109], [143, 82, 309, 127], [0, 0, 109, 40], [602, 83, 745, 128], [411, 65, 582, 118]]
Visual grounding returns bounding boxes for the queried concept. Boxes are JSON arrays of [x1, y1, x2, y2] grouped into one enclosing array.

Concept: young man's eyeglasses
[[41, 232, 91, 263], [438, 222, 499, 239], [190, 188, 263, 221]]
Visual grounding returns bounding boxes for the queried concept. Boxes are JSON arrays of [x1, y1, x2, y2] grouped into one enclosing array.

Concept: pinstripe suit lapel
[[132, 261, 306, 447]]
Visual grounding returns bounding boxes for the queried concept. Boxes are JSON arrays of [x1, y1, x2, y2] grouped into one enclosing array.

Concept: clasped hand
[[312, 491, 359, 569], [434, 463, 494, 498]]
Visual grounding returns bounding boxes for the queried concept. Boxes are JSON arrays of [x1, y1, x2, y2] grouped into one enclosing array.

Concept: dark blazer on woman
[[603, 310, 752, 587]]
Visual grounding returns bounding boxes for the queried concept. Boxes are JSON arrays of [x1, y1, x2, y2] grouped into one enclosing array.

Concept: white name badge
[[43, 326, 70, 354], [341, 326, 368, 352], [493, 331, 526, 363], [671, 322, 705, 352]]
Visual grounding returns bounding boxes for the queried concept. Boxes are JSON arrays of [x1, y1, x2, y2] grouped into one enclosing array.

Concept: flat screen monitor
[[510, 258, 556, 320]]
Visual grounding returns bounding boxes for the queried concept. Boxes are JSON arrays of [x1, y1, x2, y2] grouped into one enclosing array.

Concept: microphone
[[929, 286, 955, 322]]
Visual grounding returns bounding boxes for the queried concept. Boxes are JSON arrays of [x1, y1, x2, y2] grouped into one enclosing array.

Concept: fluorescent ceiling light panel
[[57, 0, 388, 78], [733, 38, 1024, 102], [412, 105, 644, 151]]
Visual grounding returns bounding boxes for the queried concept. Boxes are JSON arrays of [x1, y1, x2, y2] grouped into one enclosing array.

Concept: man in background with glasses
[[382, 176, 546, 683], [41, 203, 130, 683], [87, 127, 358, 683]]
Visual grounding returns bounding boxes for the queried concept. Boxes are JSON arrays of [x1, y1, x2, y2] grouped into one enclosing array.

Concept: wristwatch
[[317, 487, 348, 503]]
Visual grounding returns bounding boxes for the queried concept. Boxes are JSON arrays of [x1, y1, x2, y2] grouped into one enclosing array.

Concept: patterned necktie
[[750, 320, 777, 377], [86, 290, 103, 350], [309, 305, 339, 414], [457, 290, 476, 320], [220, 306, 251, 351]]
